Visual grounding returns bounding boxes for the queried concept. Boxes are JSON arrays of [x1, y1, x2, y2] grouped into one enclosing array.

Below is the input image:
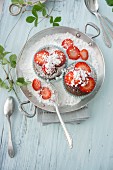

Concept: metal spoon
[[44, 83, 73, 149], [84, 0, 112, 48], [85, 0, 113, 40], [4, 96, 15, 158], [54, 103, 73, 149]]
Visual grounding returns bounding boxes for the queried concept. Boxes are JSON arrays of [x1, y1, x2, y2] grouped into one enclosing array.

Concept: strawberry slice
[[34, 50, 49, 66], [32, 78, 41, 91], [64, 71, 74, 85], [40, 87, 52, 100], [74, 62, 91, 73], [74, 79, 80, 85], [42, 63, 56, 75], [54, 50, 66, 67], [62, 39, 74, 49], [80, 49, 89, 60], [79, 77, 96, 93], [67, 46, 80, 60]]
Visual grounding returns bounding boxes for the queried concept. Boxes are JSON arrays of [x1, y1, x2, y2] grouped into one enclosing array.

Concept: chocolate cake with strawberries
[[64, 61, 96, 96]]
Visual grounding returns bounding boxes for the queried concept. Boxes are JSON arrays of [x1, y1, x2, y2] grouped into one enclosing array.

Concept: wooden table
[[0, 0, 113, 170]]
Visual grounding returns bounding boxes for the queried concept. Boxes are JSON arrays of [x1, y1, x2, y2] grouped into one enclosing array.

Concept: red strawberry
[[64, 71, 74, 85], [67, 46, 80, 60], [79, 77, 96, 93], [40, 87, 52, 100], [54, 50, 66, 67], [80, 49, 89, 60], [42, 64, 47, 74], [32, 78, 41, 91], [42, 63, 56, 75], [74, 79, 80, 85], [62, 39, 74, 49], [34, 50, 49, 66], [74, 62, 91, 73]]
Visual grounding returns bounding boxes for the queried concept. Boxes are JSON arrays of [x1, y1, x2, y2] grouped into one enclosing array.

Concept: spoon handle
[[101, 15, 113, 27], [95, 12, 112, 48], [54, 104, 73, 149], [7, 116, 15, 158], [99, 14, 113, 40]]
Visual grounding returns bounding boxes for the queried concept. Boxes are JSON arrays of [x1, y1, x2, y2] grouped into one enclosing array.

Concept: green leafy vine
[[0, 0, 62, 102]]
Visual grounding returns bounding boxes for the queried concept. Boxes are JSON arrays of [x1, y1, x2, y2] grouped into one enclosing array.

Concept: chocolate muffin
[[63, 62, 96, 96]]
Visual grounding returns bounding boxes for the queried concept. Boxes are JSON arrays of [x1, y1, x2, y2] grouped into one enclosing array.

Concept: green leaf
[[53, 22, 59, 26], [38, 1, 45, 8], [0, 45, 4, 53], [2, 58, 9, 65], [34, 18, 38, 27], [3, 52, 11, 57], [27, 1, 32, 5], [8, 81, 13, 92], [11, 0, 19, 4], [16, 77, 31, 86], [50, 16, 53, 23], [33, 4, 43, 11], [26, 16, 36, 23], [42, 8, 47, 16], [112, 8, 113, 11], [19, 0, 24, 5], [9, 54, 17, 68], [0, 53, 4, 60], [32, 8, 38, 18], [0, 78, 2, 84], [1, 82, 9, 89], [54, 16, 61, 23], [106, 0, 113, 6], [0, 79, 9, 89]]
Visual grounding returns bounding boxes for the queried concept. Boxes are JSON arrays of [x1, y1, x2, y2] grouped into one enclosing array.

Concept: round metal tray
[[16, 24, 105, 115]]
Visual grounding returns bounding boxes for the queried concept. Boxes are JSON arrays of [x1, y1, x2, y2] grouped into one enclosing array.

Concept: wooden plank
[[0, 0, 113, 170]]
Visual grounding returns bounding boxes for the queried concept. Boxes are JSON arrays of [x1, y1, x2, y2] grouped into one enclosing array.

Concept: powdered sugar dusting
[[19, 32, 98, 106]]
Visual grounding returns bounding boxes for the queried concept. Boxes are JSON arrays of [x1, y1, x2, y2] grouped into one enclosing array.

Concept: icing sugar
[[19, 32, 98, 106], [44, 53, 61, 74]]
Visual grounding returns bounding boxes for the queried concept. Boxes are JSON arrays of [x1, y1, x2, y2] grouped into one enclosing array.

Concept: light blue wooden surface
[[0, 0, 113, 170]]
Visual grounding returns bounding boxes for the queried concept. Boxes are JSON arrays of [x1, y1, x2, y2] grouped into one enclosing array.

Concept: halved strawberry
[[79, 77, 96, 93], [34, 50, 49, 66], [80, 49, 89, 60], [74, 79, 80, 85], [32, 78, 41, 91], [67, 46, 80, 60], [54, 50, 66, 67], [62, 39, 74, 49], [42, 63, 56, 75], [74, 62, 91, 73], [40, 87, 52, 100], [64, 71, 74, 85]]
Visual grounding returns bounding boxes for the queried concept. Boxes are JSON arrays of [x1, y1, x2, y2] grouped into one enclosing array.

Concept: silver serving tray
[[16, 23, 105, 116]]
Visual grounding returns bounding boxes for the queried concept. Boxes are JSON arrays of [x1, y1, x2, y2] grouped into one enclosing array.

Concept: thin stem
[[2, 65, 8, 78], [1, 63, 21, 103], [4, 13, 23, 48], [12, 86, 21, 103], [48, 0, 56, 16]]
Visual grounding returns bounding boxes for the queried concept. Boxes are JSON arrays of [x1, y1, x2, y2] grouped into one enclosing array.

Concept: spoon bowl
[[84, 0, 112, 48], [4, 96, 15, 158], [4, 96, 14, 116], [85, 0, 99, 13]]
